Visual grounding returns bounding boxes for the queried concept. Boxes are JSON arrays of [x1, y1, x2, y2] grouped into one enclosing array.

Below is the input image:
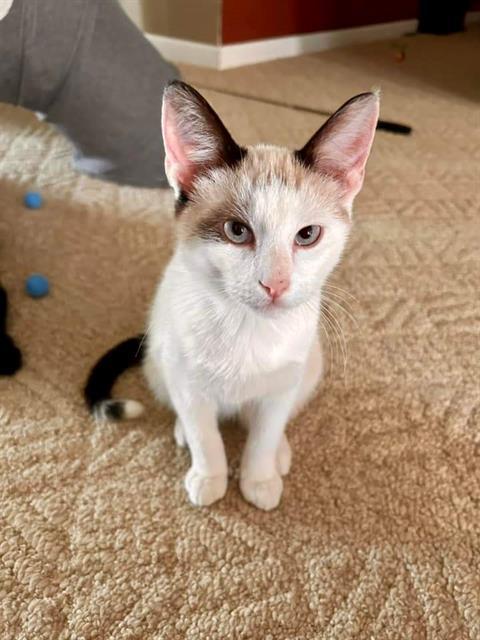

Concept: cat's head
[[162, 81, 378, 313]]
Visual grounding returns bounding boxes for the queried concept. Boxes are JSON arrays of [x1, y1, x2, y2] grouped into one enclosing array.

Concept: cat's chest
[[184, 311, 312, 403]]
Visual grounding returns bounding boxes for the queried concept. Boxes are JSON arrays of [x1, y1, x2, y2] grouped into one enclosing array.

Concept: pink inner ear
[[316, 104, 378, 200], [162, 102, 196, 192], [339, 132, 372, 193]]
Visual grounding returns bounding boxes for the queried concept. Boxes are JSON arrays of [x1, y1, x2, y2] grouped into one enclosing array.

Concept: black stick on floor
[[0, 285, 22, 375], [197, 85, 412, 135]]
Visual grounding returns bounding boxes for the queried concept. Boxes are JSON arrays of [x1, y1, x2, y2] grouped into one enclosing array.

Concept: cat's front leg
[[240, 386, 299, 511], [180, 397, 227, 507], [165, 376, 227, 506]]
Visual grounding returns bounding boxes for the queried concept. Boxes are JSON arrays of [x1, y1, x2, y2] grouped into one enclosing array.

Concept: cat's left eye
[[223, 220, 254, 245], [295, 225, 322, 247]]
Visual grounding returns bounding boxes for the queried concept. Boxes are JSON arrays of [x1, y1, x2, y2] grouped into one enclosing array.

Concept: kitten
[[85, 81, 379, 510]]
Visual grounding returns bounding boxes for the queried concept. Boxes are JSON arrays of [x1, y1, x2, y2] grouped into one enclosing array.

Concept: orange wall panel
[[222, 0, 419, 44]]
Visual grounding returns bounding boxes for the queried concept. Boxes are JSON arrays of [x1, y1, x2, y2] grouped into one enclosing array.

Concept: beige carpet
[[1, 25, 479, 640]]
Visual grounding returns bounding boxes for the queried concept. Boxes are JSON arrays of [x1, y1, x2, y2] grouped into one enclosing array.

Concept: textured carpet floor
[[1, 25, 479, 640]]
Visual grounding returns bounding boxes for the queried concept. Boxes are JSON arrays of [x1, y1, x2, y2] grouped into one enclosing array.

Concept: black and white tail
[[84, 335, 146, 420]]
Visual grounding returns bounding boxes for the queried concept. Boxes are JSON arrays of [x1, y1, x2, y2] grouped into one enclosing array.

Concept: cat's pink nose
[[259, 278, 290, 301]]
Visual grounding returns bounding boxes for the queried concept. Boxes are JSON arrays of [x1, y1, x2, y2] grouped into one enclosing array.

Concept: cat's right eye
[[295, 225, 322, 247], [223, 220, 254, 245]]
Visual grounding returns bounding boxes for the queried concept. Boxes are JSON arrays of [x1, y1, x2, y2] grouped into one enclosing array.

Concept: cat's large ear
[[296, 92, 379, 205], [162, 81, 245, 198]]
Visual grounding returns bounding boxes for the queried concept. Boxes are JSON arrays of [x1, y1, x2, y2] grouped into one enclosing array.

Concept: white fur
[[143, 171, 348, 510], [141, 86, 377, 510], [121, 400, 145, 419], [93, 399, 144, 421]]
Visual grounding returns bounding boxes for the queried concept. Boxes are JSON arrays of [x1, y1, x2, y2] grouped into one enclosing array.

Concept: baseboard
[[220, 19, 419, 69], [146, 20, 417, 70], [146, 34, 219, 68], [147, 11, 480, 70]]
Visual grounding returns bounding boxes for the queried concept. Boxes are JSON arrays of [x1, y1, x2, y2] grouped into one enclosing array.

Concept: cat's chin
[[253, 299, 292, 316]]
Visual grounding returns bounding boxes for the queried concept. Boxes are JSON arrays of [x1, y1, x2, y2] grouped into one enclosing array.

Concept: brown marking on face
[[243, 146, 308, 190], [195, 207, 252, 243], [175, 144, 349, 243], [245, 148, 352, 225], [176, 178, 252, 243]]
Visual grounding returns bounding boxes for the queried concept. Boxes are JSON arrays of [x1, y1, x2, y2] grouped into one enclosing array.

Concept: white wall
[[118, 0, 143, 29]]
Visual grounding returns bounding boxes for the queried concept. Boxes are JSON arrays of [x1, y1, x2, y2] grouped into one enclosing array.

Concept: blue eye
[[295, 225, 322, 247], [224, 220, 253, 244]]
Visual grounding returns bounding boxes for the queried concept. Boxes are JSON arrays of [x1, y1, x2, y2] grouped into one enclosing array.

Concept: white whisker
[[320, 308, 341, 376], [323, 281, 359, 303], [321, 287, 358, 313], [321, 303, 348, 382], [319, 315, 334, 378], [322, 293, 358, 330]]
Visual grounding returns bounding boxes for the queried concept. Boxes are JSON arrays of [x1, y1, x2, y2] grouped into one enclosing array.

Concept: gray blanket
[[0, 0, 179, 187]]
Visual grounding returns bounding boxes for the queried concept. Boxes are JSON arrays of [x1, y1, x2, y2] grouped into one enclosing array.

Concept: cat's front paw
[[240, 472, 283, 511], [185, 468, 227, 507]]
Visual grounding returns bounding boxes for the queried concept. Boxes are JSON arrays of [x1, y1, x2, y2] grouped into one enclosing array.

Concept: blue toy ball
[[25, 274, 50, 299], [24, 191, 43, 209]]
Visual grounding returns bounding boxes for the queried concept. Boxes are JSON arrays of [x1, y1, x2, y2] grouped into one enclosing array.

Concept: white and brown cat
[[85, 81, 379, 510]]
